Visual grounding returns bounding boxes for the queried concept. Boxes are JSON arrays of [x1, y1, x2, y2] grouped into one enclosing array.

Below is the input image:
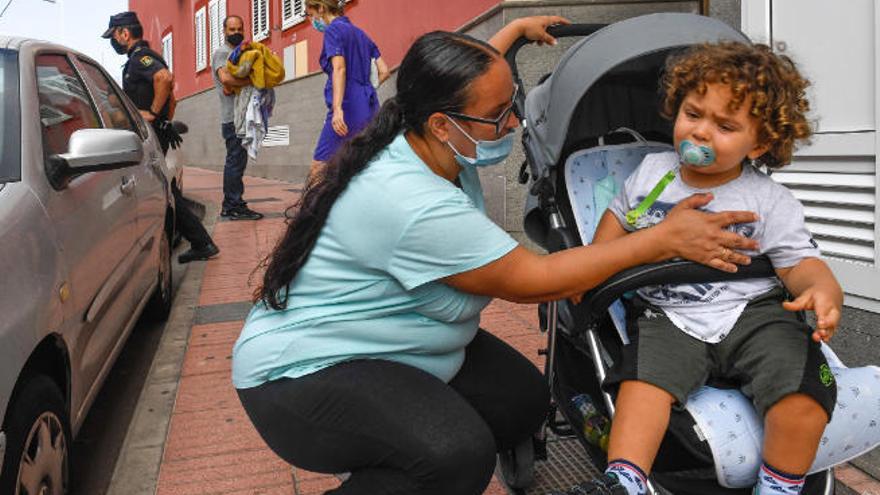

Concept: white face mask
[[446, 117, 514, 167]]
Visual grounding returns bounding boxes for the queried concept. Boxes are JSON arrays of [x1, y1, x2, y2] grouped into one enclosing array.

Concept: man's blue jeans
[[222, 122, 248, 211]]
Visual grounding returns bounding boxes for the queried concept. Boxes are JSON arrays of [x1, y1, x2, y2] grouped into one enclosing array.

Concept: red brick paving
[[155, 168, 545, 495]]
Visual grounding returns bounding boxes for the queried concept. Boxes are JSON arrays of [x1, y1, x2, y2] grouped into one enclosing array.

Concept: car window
[[76, 59, 137, 133], [36, 54, 100, 156], [0, 49, 20, 183]]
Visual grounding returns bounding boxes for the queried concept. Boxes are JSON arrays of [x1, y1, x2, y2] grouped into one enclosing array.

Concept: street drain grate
[[193, 301, 253, 324], [525, 435, 602, 494]]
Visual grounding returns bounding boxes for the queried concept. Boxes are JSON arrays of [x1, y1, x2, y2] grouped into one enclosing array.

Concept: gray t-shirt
[[212, 44, 235, 124], [608, 151, 821, 343]]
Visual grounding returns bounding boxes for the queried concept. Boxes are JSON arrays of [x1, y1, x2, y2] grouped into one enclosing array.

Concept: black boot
[[178, 242, 220, 264]]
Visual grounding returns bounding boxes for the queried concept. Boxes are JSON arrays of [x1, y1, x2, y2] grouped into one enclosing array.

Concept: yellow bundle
[[226, 42, 285, 92]]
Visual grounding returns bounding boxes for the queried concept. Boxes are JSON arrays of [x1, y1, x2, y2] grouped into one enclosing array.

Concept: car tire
[[0, 375, 70, 495], [143, 224, 173, 321]]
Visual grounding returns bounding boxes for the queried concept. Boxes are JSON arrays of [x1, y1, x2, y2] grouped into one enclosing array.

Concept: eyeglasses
[[444, 84, 519, 137]]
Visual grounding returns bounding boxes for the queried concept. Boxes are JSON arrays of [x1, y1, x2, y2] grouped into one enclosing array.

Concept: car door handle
[[120, 176, 136, 195]]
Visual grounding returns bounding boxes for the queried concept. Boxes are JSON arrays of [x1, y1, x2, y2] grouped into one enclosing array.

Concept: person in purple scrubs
[[307, 0, 389, 179]]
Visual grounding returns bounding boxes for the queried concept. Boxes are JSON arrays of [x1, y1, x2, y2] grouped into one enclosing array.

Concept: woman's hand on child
[[783, 288, 841, 342], [660, 193, 759, 273]]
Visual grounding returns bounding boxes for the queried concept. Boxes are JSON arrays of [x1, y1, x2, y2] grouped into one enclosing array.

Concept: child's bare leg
[[762, 393, 828, 474], [608, 380, 676, 473]]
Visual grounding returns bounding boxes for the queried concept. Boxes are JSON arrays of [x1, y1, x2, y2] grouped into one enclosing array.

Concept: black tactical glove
[[154, 118, 183, 150]]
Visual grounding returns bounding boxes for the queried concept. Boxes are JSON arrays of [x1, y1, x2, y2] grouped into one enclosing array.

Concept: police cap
[[102, 11, 142, 38]]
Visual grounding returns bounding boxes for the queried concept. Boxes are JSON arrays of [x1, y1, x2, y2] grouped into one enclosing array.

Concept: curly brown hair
[[661, 42, 812, 169]]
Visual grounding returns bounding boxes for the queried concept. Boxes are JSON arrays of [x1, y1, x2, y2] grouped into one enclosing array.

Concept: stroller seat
[[563, 131, 880, 488]]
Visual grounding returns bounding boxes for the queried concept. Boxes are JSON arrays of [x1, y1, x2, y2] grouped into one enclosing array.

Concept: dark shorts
[[605, 288, 836, 419]]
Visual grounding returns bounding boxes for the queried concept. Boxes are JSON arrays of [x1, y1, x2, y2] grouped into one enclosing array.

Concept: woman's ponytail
[[256, 98, 404, 309], [256, 31, 499, 310]]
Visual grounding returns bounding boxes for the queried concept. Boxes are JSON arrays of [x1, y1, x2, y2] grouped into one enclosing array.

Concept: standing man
[[212, 15, 263, 221], [102, 11, 220, 263]]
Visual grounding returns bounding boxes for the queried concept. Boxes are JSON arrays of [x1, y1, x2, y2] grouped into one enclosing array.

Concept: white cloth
[[607, 152, 821, 342], [242, 91, 263, 159], [233, 85, 255, 138], [686, 345, 880, 488], [240, 88, 275, 159]]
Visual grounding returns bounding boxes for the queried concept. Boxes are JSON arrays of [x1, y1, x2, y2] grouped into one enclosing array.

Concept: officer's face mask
[[110, 36, 127, 55], [226, 33, 244, 47], [445, 117, 514, 168]]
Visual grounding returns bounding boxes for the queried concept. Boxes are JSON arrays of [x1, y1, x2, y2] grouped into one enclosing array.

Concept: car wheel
[[143, 224, 173, 321], [0, 375, 69, 495]]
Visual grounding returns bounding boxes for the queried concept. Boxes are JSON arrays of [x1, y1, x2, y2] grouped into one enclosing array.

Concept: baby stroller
[[497, 13, 880, 495]]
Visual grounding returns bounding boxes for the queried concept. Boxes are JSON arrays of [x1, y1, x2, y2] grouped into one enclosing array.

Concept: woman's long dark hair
[[256, 31, 500, 310]]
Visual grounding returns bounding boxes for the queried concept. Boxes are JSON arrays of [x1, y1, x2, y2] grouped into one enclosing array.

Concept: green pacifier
[[679, 140, 716, 167]]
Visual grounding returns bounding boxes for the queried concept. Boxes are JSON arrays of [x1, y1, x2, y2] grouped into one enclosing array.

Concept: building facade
[[128, 0, 498, 99]]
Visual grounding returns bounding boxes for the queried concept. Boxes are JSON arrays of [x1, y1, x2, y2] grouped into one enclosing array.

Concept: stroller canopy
[[524, 13, 749, 168]]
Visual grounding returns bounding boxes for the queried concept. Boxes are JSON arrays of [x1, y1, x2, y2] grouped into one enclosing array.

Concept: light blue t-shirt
[[232, 134, 518, 388]]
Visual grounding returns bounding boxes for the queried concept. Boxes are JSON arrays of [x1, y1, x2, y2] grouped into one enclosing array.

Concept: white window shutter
[[252, 0, 269, 41], [208, 0, 220, 51], [773, 166, 876, 264], [162, 33, 174, 73], [195, 7, 207, 71], [294, 0, 305, 23], [219, 0, 227, 34], [282, 0, 292, 25], [282, 0, 306, 29]]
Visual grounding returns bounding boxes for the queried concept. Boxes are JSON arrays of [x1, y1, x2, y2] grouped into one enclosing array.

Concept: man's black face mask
[[111, 37, 127, 55], [226, 33, 244, 47]]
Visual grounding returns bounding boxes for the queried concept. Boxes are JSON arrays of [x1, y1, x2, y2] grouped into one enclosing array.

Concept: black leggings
[[237, 329, 550, 495]]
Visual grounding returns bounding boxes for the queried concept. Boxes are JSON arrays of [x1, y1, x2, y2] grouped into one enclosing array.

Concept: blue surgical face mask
[[311, 18, 327, 32], [679, 140, 716, 167], [446, 117, 514, 167]]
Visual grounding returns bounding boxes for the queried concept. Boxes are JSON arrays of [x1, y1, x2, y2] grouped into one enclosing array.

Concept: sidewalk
[[152, 167, 541, 495], [113, 167, 879, 495]]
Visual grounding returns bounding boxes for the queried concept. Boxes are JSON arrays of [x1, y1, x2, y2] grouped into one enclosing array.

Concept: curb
[[106, 201, 220, 495]]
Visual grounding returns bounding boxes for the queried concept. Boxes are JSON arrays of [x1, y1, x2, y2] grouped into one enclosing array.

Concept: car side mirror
[[46, 129, 144, 189]]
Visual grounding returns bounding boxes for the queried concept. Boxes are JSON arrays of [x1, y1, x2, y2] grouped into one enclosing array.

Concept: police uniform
[[122, 40, 171, 121], [103, 11, 218, 262]]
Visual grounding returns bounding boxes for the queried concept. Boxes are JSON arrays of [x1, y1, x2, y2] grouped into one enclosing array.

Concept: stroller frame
[[497, 17, 838, 495]]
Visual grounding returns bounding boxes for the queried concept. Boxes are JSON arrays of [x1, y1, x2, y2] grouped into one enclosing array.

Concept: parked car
[[0, 37, 175, 495]]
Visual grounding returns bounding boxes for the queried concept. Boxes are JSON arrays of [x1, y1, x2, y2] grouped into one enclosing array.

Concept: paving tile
[[173, 372, 239, 414], [295, 475, 342, 494], [162, 167, 551, 495], [157, 468, 292, 495], [837, 464, 880, 495], [188, 321, 246, 347], [180, 342, 234, 377]]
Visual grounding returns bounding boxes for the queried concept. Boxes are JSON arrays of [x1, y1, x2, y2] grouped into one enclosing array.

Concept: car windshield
[[0, 48, 20, 184]]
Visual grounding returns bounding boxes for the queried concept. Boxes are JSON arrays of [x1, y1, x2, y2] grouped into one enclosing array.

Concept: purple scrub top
[[313, 16, 381, 161]]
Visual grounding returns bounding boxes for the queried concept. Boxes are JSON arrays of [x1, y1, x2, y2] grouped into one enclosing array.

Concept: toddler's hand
[[783, 288, 841, 342]]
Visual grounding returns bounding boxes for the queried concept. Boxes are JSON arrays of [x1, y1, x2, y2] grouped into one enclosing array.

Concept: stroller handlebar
[[504, 24, 606, 88], [506, 24, 607, 185], [577, 256, 777, 322]]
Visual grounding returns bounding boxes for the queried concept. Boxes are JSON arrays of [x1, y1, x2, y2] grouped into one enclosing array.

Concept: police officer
[[103, 11, 219, 264]]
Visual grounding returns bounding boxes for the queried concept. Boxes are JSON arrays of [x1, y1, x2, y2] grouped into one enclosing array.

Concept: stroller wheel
[[498, 436, 536, 490]]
